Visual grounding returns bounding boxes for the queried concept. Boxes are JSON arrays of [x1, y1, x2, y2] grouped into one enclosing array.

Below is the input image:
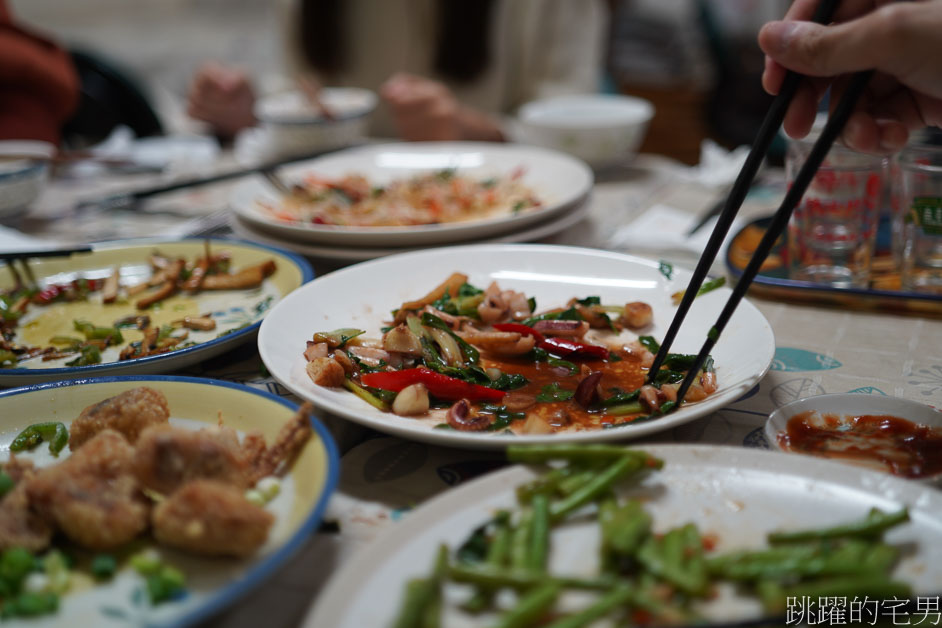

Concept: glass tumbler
[[899, 144, 942, 294], [785, 138, 888, 288]]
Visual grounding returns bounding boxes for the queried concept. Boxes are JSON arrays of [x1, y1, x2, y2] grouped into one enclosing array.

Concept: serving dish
[[229, 142, 593, 247], [0, 375, 338, 627], [726, 216, 942, 316], [254, 87, 377, 157], [0, 141, 55, 217], [228, 201, 591, 263], [258, 244, 775, 449], [512, 94, 654, 168], [0, 238, 313, 386], [307, 444, 942, 626], [766, 392, 942, 484]]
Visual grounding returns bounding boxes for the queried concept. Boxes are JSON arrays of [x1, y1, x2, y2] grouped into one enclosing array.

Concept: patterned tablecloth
[[7, 153, 942, 627]]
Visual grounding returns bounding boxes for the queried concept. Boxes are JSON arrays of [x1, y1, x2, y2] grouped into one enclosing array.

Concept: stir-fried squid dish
[[263, 169, 542, 227], [0, 245, 277, 368], [0, 387, 312, 619], [303, 273, 717, 434]]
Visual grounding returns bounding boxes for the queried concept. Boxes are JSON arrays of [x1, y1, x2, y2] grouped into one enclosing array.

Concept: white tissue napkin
[[609, 203, 743, 256], [678, 139, 752, 189]]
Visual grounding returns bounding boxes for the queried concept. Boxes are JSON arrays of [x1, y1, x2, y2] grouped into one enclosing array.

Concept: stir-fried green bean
[[489, 582, 561, 628], [391, 545, 449, 628], [448, 563, 616, 592], [599, 498, 650, 566], [526, 494, 551, 572], [543, 585, 634, 628], [550, 455, 643, 522], [507, 444, 660, 467], [768, 507, 909, 543]]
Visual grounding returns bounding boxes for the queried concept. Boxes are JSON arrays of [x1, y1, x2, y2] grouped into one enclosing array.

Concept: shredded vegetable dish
[[0, 387, 312, 619], [0, 244, 277, 368], [263, 169, 542, 227], [303, 273, 718, 434]]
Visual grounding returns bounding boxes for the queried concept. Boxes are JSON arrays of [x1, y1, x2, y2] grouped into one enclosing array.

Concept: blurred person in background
[[0, 0, 78, 145], [759, 0, 942, 154], [187, 0, 607, 142]]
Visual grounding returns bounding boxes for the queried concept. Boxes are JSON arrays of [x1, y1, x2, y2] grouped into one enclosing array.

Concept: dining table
[[4, 143, 941, 628]]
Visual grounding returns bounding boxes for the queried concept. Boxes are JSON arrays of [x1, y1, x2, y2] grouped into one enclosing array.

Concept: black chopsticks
[[645, 0, 841, 386], [647, 2, 844, 382], [671, 70, 875, 406], [73, 144, 350, 213], [0, 246, 93, 261]]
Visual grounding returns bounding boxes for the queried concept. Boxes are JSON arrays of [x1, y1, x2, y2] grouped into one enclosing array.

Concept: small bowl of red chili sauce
[[766, 393, 942, 483]]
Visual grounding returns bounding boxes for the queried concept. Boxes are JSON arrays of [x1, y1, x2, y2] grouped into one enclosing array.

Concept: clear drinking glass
[[785, 138, 888, 288], [899, 144, 942, 294]]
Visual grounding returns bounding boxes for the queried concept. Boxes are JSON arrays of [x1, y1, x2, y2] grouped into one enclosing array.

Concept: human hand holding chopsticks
[[760, 0, 942, 154]]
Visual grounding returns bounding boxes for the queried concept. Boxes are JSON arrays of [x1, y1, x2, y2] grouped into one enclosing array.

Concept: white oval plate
[[0, 238, 313, 386], [258, 244, 775, 449], [229, 201, 591, 263], [765, 392, 942, 484], [229, 142, 593, 247], [0, 375, 338, 628], [307, 444, 942, 627]]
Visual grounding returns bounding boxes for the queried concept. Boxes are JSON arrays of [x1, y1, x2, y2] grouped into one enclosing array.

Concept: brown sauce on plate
[[779, 411, 942, 478], [482, 348, 647, 431]]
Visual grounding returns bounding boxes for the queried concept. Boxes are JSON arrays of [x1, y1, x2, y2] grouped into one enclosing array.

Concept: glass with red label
[[785, 138, 888, 288], [899, 144, 942, 294]]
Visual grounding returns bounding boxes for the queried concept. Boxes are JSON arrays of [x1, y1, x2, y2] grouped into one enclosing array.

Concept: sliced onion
[[428, 328, 463, 366], [532, 320, 587, 336], [502, 392, 537, 411]]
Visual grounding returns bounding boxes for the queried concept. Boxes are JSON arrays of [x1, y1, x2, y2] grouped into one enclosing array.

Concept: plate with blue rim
[[0, 374, 339, 626], [0, 237, 313, 386]]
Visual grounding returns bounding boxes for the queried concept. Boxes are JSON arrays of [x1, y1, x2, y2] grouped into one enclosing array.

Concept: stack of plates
[[228, 142, 594, 263]]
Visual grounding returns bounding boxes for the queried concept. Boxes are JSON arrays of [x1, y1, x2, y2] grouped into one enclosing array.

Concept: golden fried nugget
[[0, 458, 52, 552], [69, 386, 170, 450], [134, 424, 251, 495], [152, 480, 274, 557], [27, 430, 149, 550]]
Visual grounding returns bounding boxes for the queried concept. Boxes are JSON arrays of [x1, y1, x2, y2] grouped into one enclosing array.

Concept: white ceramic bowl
[[513, 94, 654, 168], [766, 393, 942, 484], [254, 87, 377, 157], [0, 140, 55, 217]]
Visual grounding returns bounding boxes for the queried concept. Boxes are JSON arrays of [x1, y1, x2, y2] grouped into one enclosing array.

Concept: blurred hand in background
[[187, 62, 256, 139], [380, 73, 503, 142]]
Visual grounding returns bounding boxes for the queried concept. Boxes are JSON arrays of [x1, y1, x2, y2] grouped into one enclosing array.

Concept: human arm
[[0, 0, 79, 144], [759, 0, 942, 153]]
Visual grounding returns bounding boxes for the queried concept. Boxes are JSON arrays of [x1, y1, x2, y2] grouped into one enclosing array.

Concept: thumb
[[758, 13, 892, 78]]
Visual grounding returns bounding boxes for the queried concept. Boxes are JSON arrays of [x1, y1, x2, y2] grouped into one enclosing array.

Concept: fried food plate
[[0, 375, 338, 627], [0, 238, 313, 386], [229, 142, 594, 247], [306, 444, 942, 627], [258, 244, 775, 449]]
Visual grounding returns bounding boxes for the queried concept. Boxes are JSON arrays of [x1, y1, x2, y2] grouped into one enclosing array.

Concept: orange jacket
[[0, 0, 79, 145]]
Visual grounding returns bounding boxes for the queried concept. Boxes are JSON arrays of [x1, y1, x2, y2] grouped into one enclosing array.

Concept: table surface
[[5, 150, 942, 628]]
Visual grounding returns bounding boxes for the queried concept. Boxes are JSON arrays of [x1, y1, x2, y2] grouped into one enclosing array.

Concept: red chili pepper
[[33, 284, 64, 304], [540, 337, 609, 360], [493, 322, 608, 360], [492, 322, 545, 342], [360, 367, 505, 402]]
